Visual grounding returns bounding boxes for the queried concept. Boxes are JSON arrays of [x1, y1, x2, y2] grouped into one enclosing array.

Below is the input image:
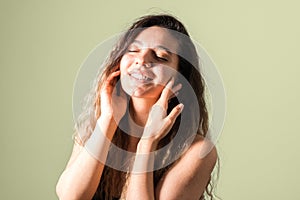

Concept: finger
[[160, 77, 175, 103], [172, 83, 182, 94], [158, 103, 184, 139], [94, 90, 101, 118], [167, 103, 184, 123], [102, 71, 120, 91], [168, 91, 179, 100], [111, 65, 120, 72], [106, 70, 120, 83], [168, 83, 182, 100], [103, 71, 120, 89]]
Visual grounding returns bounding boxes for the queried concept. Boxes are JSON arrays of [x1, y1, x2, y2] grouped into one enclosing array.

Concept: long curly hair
[[74, 14, 218, 200]]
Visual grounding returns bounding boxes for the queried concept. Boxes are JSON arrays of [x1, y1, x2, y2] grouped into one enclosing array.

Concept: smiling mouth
[[130, 72, 153, 82]]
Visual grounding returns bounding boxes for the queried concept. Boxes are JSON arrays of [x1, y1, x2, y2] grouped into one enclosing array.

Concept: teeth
[[131, 73, 151, 81]]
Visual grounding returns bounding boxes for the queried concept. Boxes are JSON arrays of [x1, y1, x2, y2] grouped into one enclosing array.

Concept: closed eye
[[154, 52, 169, 62], [127, 43, 140, 53], [156, 56, 168, 61], [127, 48, 140, 53]]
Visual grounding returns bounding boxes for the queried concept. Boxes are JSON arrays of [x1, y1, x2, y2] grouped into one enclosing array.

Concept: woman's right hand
[[96, 70, 128, 123]]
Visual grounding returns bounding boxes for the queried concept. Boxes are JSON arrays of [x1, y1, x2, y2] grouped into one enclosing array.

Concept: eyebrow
[[132, 40, 173, 55], [156, 45, 172, 53]]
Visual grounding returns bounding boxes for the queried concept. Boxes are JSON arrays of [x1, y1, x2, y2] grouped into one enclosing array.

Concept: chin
[[123, 85, 162, 99]]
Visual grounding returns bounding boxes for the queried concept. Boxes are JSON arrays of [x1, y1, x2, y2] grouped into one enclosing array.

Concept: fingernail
[[178, 83, 182, 89], [178, 103, 184, 111]]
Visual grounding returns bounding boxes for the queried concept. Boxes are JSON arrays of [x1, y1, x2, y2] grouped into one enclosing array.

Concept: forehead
[[133, 26, 179, 53]]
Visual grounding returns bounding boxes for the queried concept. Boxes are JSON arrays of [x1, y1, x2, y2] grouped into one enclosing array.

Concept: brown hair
[[75, 14, 217, 200]]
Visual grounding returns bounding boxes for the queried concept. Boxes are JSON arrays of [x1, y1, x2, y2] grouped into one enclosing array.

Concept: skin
[[120, 26, 179, 99], [56, 26, 217, 200]]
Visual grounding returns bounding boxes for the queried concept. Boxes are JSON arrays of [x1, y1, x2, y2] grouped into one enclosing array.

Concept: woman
[[56, 14, 218, 200]]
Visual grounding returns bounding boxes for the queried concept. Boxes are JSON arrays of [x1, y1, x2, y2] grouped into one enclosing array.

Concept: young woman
[[56, 14, 218, 200]]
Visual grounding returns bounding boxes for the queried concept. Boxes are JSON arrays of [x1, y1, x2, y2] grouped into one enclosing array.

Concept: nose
[[135, 48, 153, 68]]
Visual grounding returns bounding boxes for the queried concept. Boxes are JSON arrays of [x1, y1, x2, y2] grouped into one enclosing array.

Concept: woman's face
[[120, 26, 179, 98]]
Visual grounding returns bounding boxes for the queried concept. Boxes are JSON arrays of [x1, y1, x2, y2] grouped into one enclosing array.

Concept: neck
[[129, 97, 157, 126], [126, 97, 157, 151]]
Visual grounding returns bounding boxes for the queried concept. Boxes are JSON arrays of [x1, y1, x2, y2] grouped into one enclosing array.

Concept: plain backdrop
[[1, 0, 299, 199]]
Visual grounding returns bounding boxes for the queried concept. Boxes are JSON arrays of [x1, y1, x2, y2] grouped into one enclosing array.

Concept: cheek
[[120, 53, 136, 69], [154, 66, 178, 85], [119, 56, 129, 73], [119, 55, 134, 95], [120, 56, 132, 79]]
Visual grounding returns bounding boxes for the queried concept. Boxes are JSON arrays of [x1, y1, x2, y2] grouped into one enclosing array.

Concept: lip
[[129, 71, 153, 83]]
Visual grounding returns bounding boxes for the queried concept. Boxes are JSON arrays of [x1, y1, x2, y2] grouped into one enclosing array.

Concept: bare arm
[[125, 141, 157, 200], [155, 136, 217, 200], [56, 70, 127, 200], [56, 115, 117, 200]]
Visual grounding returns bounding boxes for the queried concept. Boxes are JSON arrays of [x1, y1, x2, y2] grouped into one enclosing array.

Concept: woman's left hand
[[140, 77, 184, 148]]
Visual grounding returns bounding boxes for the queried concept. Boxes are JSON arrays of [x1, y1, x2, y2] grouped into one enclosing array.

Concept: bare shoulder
[[174, 134, 218, 179], [155, 135, 218, 200], [186, 134, 218, 165]]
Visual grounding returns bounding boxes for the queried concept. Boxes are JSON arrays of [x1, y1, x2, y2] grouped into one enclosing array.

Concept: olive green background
[[1, 0, 299, 199]]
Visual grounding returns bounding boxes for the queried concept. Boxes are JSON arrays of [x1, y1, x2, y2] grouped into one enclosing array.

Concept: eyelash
[[127, 48, 168, 62], [128, 49, 139, 52], [155, 54, 168, 61]]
